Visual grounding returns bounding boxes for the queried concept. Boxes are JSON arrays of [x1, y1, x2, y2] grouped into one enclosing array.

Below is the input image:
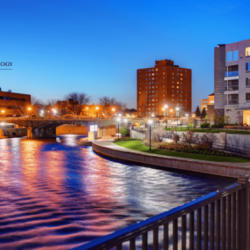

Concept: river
[[0, 135, 233, 249]]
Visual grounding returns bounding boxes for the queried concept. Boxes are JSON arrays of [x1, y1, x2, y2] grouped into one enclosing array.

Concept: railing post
[[237, 175, 249, 250]]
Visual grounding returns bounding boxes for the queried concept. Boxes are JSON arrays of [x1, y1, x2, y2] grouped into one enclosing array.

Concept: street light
[[148, 119, 153, 151], [1, 110, 5, 114], [95, 107, 99, 117], [176, 107, 179, 127], [27, 107, 32, 117], [117, 117, 121, 140], [164, 104, 169, 117]]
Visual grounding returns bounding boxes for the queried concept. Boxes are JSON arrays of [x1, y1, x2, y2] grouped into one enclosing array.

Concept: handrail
[[72, 181, 243, 250]]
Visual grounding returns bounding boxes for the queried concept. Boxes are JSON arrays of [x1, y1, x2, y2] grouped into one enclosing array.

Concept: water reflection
[[0, 135, 233, 249]]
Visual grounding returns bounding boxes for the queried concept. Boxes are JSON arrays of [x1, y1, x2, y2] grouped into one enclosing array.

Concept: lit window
[[163, 72, 165, 75], [152, 73, 155, 76], [172, 86, 174, 88], [177, 86, 179, 88], [156, 68, 158, 71], [172, 99, 174, 101]]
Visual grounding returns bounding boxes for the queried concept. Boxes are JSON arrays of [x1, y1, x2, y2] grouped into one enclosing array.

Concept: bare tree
[[64, 92, 91, 116], [182, 130, 199, 146], [171, 130, 180, 144], [201, 133, 218, 149], [152, 126, 165, 142], [65, 92, 90, 105]]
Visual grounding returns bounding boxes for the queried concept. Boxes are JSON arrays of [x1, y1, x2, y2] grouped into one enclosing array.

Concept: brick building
[[201, 93, 214, 111], [0, 90, 31, 117], [137, 59, 192, 117]]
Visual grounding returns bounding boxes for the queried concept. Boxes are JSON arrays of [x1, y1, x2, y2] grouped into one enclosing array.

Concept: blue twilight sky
[[0, 0, 249, 111]]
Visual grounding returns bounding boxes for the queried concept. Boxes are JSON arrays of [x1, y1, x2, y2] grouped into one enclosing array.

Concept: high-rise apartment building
[[214, 39, 250, 124], [137, 59, 192, 117]]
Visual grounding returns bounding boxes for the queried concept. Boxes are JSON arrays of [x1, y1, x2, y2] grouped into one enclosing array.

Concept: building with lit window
[[0, 89, 31, 117], [137, 59, 192, 117], [201, 93, 214, 111], [214, 39, 250, 124]]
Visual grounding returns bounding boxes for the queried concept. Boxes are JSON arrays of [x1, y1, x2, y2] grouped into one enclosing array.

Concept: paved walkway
[[94, 139, 250, 169]]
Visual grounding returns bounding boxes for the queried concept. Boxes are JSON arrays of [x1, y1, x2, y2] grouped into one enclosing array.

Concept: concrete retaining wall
[[1, 128, 27, 138], [131, 130, 146, 140], [227, 134, 250, 152], [92, 141, 250, 178]]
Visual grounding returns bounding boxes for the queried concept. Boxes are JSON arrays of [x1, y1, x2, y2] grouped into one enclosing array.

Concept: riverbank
[[92, 139, 250, 178], [115, 140, 250, 163]]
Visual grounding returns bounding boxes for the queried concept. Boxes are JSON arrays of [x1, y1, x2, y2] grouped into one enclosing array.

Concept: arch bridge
[[1, 117, 117, 138]]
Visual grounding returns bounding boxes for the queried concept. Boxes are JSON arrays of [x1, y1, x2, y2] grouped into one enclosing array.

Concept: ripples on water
[[0, 135, 233, 249]]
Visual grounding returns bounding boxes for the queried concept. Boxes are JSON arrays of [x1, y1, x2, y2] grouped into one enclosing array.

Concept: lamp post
[[148, 119, 153, 151], [117, 117, 121, 140], [95, 107, 99, 117], [1, 110, 5, 115], [112, 108, 115, 117], [176, 107, 179, 127], [27, 107, 32, 117], [164, 104, 168, 117]]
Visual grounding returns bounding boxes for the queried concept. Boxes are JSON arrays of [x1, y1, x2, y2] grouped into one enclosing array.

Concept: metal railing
[[225, 71, 239, 77], [224, 86, 239, 91], [73, 176, 250, 250], [228, 99, 239, 105]]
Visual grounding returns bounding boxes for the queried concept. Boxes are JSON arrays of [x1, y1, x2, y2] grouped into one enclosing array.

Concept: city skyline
[[0, 0, 249, 110]]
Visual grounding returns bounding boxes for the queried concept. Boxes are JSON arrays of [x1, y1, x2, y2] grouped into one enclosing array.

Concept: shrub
[[200, 133, 218, 150], [201, 123, 210, 128], [120, 126, 130, 137], [170, 130, 180, 144], [211, 151, 215, 155], [203, 150, 207, 154], [187, 124, 194, 128], [182, 130, 199, 146]]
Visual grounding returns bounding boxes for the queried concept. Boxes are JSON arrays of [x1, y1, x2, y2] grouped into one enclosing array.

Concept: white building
[[214, 39, 250, 124]]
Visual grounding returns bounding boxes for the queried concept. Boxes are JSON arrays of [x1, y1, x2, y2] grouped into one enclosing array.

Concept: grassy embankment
[[115, 140, 250, 163], [165, 127, 250, 134]]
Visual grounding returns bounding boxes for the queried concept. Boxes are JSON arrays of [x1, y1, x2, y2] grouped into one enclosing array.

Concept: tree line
[[31, 92, 127, 116]]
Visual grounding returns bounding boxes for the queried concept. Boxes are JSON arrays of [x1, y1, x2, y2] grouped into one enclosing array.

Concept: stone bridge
[[1, 117, 117, 138]]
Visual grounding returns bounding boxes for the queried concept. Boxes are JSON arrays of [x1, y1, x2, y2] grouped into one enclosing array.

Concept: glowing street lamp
[[164, 104, 169, 117], [124, 118, 128, 123], [1, 110, 5, 114], [95, 107, 99, 117], [176, 107, 179, 127], [117, 117, 121, 140], [148, 119, 153, 151], [27, 107, 32, 117]]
